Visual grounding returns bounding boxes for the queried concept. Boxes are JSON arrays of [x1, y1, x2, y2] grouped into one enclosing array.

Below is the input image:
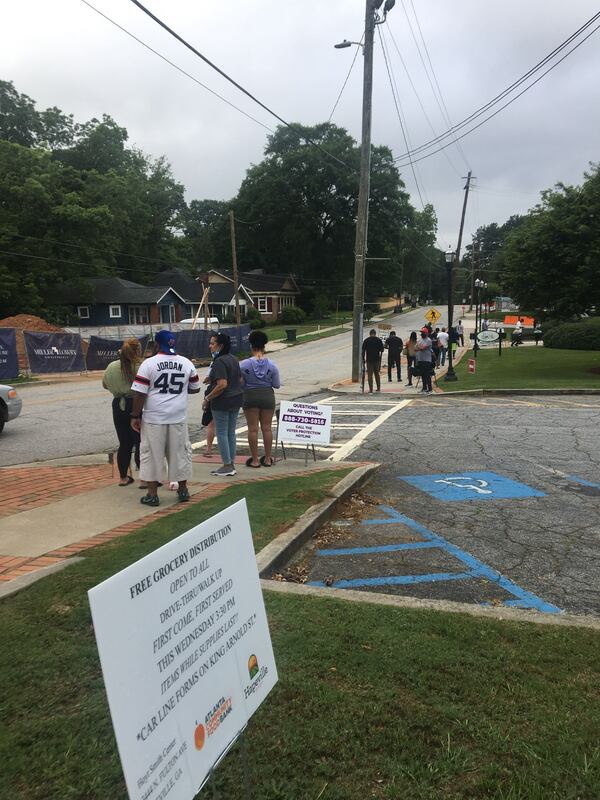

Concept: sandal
[[260, 455, 273, 467], [245, 457, 261, 469], [119, 476, 134, 486]]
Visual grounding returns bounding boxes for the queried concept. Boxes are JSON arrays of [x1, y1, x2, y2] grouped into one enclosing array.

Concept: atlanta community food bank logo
[[194, 696, 233, 750], [248, 654, 259, 679]]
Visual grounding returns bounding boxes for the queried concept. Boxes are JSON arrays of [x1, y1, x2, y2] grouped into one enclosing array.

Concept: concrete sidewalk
[[0, 453, 360, 588]]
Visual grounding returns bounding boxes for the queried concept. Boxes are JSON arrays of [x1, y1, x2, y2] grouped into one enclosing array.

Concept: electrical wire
[[394, 19, 600, 168], [329, 35, 364, 122], [79, 0, 274, 133], [385, 25, 460, 178], [377, 26, 426, 209], [406, 0, 470, 168], [393, 10, 600, 162], [127, 0, 353, 171]]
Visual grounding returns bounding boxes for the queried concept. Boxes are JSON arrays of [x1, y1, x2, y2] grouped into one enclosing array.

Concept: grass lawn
[[264, 316, 352, 342], [442, 346, 600, 391]]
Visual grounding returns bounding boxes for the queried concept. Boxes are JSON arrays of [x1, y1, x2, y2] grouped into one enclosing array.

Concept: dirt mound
[[0, 314, 64, 332]]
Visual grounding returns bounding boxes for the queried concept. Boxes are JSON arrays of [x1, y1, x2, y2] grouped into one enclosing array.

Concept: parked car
[[178, 317, 220, 329], [0, 384, 22, 434]]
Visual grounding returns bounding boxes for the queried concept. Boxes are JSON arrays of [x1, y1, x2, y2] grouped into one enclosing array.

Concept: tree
[[182, 199, 229, 269], [501, 165, 600, 318]]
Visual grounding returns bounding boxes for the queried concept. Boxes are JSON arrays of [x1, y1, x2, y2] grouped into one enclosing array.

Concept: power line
[[79, 0, 274, 134], [406, 0, 470, 169], [329, 35, 364, 122], [385, 25, 460, 178], [393, 10, 600, 162], [378, 26, 426, 209], [127, 0, 352, 172], [394, 19, 600, 168]]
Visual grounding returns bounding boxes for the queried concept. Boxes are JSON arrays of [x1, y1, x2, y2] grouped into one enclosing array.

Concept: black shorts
[[242, 387, 275, 411]]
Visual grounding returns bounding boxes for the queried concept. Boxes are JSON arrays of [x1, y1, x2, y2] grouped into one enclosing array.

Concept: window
[[77, 306, 90, 319], [256, 296, 268, 312], [109, 305, 122, 319], [129, 305, 149, 325]]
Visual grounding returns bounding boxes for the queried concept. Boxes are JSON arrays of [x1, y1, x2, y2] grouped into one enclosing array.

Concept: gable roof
[[206, 282, 253, 304], [149, 268, 200, 302], [64, 277, 185, 305], [207, 269, 299, 294]]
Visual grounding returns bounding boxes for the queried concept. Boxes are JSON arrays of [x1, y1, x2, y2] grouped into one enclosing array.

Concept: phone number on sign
[[282, 415, 326, 426]]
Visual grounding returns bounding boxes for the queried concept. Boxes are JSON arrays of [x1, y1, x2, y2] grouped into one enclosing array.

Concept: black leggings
[[112, 397, 140, 479]]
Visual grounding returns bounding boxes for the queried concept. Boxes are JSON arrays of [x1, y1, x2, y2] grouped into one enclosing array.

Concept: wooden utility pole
[[445, 170, 473, 382], [229, 210, 242, 326]]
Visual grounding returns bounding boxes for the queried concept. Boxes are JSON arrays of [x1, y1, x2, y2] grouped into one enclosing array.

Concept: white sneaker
[[211, 467, 237, 476]]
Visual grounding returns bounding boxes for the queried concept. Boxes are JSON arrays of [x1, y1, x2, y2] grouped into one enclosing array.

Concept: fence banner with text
[[24, 331, 86, 374], [86, 335, 150, 371], [0, 328, 19, 380]]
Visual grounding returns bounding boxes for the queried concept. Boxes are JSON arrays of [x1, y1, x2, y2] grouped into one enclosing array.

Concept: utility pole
[[444, 170, 473, 382], [228, 210, 242, 326]]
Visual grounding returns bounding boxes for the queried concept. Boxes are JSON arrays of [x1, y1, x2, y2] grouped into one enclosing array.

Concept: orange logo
[[194, 723, 206, 751]]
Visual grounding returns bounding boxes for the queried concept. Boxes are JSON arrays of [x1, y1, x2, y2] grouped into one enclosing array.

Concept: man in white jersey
[[130, 330, 200, 507]]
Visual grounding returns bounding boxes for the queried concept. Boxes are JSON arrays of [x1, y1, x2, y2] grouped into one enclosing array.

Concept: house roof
[[149, 269, 199, 302], [207, 283, 253, 304], [208, 269, 299, 294], [65, 277, 184, 305]]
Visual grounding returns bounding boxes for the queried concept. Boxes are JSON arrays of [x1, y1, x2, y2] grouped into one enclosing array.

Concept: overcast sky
[[4, 0, 599, 252]]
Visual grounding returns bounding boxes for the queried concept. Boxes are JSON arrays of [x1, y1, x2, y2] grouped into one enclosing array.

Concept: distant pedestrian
[[201, 365, 215, 457], [385, 330, 402, 382], [102, 338, 144, 487], [130, 330, 200, 506], [362, 329, 384, 393], [240, 330, 281, 468], [415, 327, 434, 394], [511, 318, 524, 347], [481, 317, 489, 331], [534, 323, 543, 346], [455, 319, 465, 347], [203, 332, 243, 476], [437, 327, 449, 366], [404, 331, 418, 386]]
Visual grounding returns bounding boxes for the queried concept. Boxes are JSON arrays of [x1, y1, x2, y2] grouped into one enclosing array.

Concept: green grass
[[265, 316, 352, 343], [442, 346, 600, 391]]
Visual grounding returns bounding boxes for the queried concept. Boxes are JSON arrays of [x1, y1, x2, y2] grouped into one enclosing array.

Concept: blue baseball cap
[[155, 329, 177, 355]]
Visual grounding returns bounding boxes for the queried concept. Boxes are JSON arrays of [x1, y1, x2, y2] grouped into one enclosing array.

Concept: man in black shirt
[[385, 330, 402, 382], [362, 329, 384, 392]]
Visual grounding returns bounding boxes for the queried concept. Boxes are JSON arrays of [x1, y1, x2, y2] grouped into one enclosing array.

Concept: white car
[[178, 317, 220, 329], [0, 384, 22, 434]]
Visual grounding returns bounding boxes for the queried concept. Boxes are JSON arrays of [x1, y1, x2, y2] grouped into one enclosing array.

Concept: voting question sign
[[279, 400, 332, 445], [88, 500, 277, 800]]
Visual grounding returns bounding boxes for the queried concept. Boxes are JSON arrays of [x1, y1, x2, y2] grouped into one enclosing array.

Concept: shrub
[[543, 317, 600, 350], [311, 296, 330, 319], [363, 308, 374, 322], [246, 306, 265, 329], [280, 306, 306, 325]]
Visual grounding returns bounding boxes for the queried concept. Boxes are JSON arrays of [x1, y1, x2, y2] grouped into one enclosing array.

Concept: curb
[[436, 388, 600, 397], [0, 557, 84, 599], [260, 580, 600, 630], [256, 463, 379, 578]]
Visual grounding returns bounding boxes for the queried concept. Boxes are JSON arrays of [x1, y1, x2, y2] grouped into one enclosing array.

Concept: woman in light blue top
[[239, 330, 281, 468]]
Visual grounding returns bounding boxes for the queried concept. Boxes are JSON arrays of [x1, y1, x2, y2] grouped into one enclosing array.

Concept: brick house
[[206, 269, 300, 319]]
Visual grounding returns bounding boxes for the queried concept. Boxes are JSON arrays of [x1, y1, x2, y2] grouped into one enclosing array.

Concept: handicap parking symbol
[[399, 471, 545, 501]]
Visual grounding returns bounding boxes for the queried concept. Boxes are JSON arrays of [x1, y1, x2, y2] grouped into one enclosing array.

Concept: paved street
[[0, 307, 436, 466], [296, 394, 600, 617]]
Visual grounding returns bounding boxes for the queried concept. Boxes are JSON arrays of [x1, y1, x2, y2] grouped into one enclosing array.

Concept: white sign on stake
[[88, 499, 278, 800], [279, 400, 332, 445]]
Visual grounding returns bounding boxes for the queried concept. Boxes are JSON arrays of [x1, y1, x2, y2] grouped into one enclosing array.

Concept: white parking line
[[328, 399, 413, 462]]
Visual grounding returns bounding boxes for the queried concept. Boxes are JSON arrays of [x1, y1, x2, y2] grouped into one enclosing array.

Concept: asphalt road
[[0, 307, 433, 466], [300, 394, 600, 617]]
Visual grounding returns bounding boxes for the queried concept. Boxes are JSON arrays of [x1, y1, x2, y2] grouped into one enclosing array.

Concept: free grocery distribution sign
[[279, 400, 332, 445], [88, 500, 277, 800]]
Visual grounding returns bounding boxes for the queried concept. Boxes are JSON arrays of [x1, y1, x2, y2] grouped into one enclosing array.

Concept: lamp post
[[473, 278, 482, 357], [444, 248, 458, 381]]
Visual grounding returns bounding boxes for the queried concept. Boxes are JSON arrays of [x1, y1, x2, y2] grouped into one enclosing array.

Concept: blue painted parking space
[[398, 471, 545, 501], [309, 504, 561, 613]]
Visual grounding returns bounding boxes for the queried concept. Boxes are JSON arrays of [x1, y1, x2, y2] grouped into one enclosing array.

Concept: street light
[[444, 247, 458, 381]]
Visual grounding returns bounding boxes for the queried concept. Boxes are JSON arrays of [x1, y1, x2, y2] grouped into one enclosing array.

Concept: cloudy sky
[[4, 0, 599, 250]]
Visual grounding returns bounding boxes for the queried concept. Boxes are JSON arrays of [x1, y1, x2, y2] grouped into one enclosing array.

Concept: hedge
[[543, 317, 600, 350]]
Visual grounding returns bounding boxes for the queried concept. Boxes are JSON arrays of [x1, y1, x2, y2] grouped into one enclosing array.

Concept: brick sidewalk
[[0, 464, 115, 519]]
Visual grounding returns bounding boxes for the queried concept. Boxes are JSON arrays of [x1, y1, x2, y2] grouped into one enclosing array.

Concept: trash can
[[285, 329, 297, 342]]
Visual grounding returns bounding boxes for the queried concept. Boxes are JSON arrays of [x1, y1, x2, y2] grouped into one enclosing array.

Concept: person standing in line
[[385, 330, 402, 382], [130, 330, 200, 506], [533, 322, 543, 346], [415, 327, 434, 394], [240, 330, 281, 468], [201, 364, 216, 457], [102, 338, 144, 486], [481, 317, 489, 331], [455, 319, 465, 347], [404, 331, 418, 386], [203, 332, 243, 477], [437, 327, 449, 367], [361, 329, 384, 392]]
